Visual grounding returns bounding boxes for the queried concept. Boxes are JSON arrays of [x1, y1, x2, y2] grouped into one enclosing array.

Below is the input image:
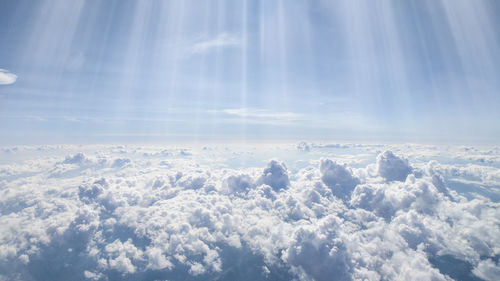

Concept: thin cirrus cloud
[[212, 108, 301, 120], [0, 69, 17, 85], [191, 33, 241, 55]]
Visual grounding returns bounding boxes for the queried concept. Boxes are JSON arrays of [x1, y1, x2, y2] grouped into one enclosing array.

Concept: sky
[[0, 0, 499, 144]]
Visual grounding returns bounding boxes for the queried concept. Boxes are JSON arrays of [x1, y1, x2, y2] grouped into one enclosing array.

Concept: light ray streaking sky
[[0, 0, 499, 144]]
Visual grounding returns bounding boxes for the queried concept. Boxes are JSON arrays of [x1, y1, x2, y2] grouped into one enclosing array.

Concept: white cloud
[[211, 108, 301, 121], [320, 159, 360, 200], [224, 174, 254, 194], [0, 144, 499, 280], [472, 259, 500, 281], [257, 160, 290, 191], [377, 150, 412, 182], [0, 69, 17, 85], [191, 33, 241, 54]]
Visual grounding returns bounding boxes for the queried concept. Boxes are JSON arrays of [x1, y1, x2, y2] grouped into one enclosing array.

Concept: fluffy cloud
[[257, 160, 290, 191], [283, 216, 351, 281], [320, 159, 360, 200], [0, 144, 499, 281], [473, 259, 500, 281], [224, 174, 254, 194], [0, 69, 17, 85], [377, 150, 412, 182]]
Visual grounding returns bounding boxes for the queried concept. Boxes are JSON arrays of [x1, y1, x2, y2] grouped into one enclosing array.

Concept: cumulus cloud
[[350, 175, 443, 220], [0, 144, 499, 281], [472, 259, 500, 281], [225, 174, 254, 194], [63, 152, 90, 165], [377, 150, 412, 181], [320, 159, 360, 200], [296, 142, 311, 152], [283, 216, 351, 281], [0, 69, 17, 85], [257, 160, 290, 191]]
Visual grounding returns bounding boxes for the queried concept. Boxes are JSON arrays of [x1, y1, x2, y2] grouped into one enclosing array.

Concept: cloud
[[62, 152, 90, 165], [296, 142, 311, 152], [191, 33, 241, 54], [377, 150, 412, 182], [472, 259, 500, 281], [209, 108, 302, 126], [320, 159, 360, 200], [257, 160, 290, 191], [216, 108, 300, 120], [224, 174, 254, 194], [0, 69, 17, 85], [350, 175, 443, 220], [0, 144, 499, 280], [283, 216, 351, 281]]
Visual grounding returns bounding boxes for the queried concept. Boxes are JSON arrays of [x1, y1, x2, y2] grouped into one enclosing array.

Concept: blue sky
[[0, 0, 499, 144]]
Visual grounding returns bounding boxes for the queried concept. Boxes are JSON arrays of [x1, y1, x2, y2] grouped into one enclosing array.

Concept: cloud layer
[[0, 144, 499, 281]]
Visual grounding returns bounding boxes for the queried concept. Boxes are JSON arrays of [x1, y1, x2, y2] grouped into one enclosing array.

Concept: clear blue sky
[[0, 0, 499, 144]]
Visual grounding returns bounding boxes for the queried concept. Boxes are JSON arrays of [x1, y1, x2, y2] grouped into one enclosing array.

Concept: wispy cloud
[[23, 115, 47, 122], [210, 108, 301, 121], [0, 69, 17, 85], [191, 33, 241, 54]]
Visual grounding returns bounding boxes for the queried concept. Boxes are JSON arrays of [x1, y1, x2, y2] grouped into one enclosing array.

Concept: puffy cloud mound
[[225, 174, 254, 194], [350, 175, 443, 220], [473, 259, 500, 281], [257, 160, 290, 191], [0, 144, 499, 281], [296, 142, 311, 152], [320, 159, 360, 200], [63, 152, 89, 165], [377, 151, 412, 182], [284, 216, 351, 281]]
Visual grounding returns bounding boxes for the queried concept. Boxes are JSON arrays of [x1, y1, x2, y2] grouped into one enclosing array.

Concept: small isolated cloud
[[191, 33, 241, 54], [0, 69, 17, 85], [213, 108, 301, 121]]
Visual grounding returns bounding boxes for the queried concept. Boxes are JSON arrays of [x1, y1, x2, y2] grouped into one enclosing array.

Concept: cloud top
[[257, 159, 290, 191], [320, 159, 360, 199], [0, 144, 499, 281], [377, 150, 412, 182]]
